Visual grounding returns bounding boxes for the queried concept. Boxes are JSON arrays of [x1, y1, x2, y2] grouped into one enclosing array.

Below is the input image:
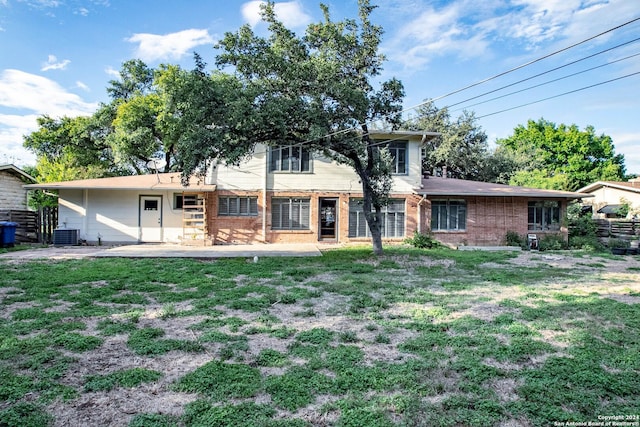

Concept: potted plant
[[609, 238, 629, 255]]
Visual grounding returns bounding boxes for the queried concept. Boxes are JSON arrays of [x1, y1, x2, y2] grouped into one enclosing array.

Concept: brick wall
[[207, 190, 421, 245], [0, 171, 28, 210], [424, 196, 568, 247]]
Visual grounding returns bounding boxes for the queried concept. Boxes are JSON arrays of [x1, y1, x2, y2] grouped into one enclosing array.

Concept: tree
[[405, 100, 488, 180], [496, 119, 625, 191], [174, 0, 404, 255]]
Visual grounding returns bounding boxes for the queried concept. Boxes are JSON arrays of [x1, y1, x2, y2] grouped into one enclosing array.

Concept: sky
[[1, 0, 639, 174]]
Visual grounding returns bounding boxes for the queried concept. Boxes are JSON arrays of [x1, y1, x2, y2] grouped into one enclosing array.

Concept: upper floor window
[[431, 199, 467, 231], [373, 140, 407, 175], [528, 201, 560, 231], [269, 146, 311, 173]]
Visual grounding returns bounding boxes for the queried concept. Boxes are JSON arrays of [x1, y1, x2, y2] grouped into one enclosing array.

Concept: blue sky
[[1, 0, 639, 174]]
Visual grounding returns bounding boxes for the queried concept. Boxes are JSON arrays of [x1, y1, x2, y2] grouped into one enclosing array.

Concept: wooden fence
[[595, 219, 638, 239], [0, 207, 58, 244]]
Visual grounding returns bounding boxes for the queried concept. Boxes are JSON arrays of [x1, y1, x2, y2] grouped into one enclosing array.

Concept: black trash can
[[0, 221, 18, 248]]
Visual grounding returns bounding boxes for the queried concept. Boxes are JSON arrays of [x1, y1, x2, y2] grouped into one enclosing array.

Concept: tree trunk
[[352, 151, 384, 256]]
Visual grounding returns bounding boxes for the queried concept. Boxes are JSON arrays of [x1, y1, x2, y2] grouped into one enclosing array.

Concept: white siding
[[585, 186, 640, 217], [58, 189, 186, 243], [212, 142, 423, 194]]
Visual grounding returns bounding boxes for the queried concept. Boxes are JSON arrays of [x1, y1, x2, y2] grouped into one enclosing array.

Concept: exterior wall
[[0, 171, 29, 210], [58, 189, 188, 244], [207, 190, 421, 245], [582, 186, 640, 218], [422, 196, 568, 247], [211, 143, 423, 194]]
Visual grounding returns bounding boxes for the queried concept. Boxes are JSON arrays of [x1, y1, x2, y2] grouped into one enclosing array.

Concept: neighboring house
[[0, 164, 35, 210], [26, 131, 589, 247], [577, 179, 640, 218]]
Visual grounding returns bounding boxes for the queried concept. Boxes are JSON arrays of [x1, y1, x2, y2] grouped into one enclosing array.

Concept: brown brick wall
[[423, 196, 568, 247], [206, 190, 421, 245]]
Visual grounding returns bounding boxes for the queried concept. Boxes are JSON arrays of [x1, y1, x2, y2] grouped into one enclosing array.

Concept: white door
[[140, 196, 162, 242]]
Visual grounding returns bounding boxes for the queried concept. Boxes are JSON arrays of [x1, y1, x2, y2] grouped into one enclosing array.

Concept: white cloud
[[75, 81, 90, 92], [241, 1, 311, 28], [41, 54, 71, 71], [0, 114, 39, 166], [76, 7, 89, 16], [104, 66, 120, 78], [0, 69, 97, 117], [126, 29, 214, 62]]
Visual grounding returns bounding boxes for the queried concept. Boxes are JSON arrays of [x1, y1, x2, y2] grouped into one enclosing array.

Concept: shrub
[[404, 232, 440, 249], [568, 235, 604, 251], [504, 231, 526, 248], [538, 234, 567, 251]]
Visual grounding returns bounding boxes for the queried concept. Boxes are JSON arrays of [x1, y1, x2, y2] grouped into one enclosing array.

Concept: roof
[[0, 164, 36, 183], [369, 129, 440, 143], [24, 172, 216, 191], [597, 204, 622, 214], [417, 177, 591, 200], [577, 180, 640, 195]]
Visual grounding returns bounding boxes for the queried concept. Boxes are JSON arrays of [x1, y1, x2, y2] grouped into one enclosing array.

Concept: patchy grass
[[0, 246, 639, 426]]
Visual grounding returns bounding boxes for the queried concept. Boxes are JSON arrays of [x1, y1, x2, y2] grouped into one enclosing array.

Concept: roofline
[[0, 164, 36, 183], [418, 190, 591, 199], [577, 181, 640, 194]]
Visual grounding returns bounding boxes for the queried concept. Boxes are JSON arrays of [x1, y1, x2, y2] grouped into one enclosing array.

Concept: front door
[[319, 198, 338, 240], [140, 195, 162, 242]]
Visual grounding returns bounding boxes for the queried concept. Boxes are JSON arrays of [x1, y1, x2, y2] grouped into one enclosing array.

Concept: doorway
[[319, 198, 338, 240], [139, 195, 162, 242]]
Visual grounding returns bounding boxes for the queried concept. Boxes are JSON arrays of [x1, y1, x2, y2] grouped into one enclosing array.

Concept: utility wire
[[451, 51, 640, 112], [400, 16, 640, 115], [446, 37, 640, 110], [476, 70, 640, 119]]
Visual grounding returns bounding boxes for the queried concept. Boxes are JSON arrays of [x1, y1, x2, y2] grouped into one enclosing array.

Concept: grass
[[0, 246, 638, 426]]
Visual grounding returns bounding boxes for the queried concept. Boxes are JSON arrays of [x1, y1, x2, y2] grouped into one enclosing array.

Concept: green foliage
[[182, 401, 277, 427], [496, 118, 626, 191], [538, 234, 567, 251], [504, 231, 526, 248], [404, 231, 441, 249], [128, 413, 179, 427], [172, 361, 262, 400], [404, 100, 488, 180], [84, 368, 162, 392], [127, 327, 204, 356], [295, 328, 334, 346], [0, 403, 53, 427]]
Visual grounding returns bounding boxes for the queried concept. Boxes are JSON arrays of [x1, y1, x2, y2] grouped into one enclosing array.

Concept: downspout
[[262, 148, 268, 243]]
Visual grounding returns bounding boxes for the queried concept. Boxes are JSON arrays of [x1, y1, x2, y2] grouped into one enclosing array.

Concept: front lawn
[[0, 247, 638, 426]]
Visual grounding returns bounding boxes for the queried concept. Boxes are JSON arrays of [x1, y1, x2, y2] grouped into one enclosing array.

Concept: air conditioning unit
[[53, 229, 79, 246]]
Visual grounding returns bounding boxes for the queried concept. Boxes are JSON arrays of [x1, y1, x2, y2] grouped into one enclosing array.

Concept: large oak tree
[[174, 0, 405, 254]]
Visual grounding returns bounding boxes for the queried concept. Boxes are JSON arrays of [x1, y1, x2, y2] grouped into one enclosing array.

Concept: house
[[577, 179, 640, 218], [418, 177, 590, 247], [25, 131, 589, 247], [1, 164, 35, 210]]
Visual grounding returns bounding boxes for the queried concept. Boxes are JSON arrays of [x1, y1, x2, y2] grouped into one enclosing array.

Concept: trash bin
[[0, 221, 18, 248]]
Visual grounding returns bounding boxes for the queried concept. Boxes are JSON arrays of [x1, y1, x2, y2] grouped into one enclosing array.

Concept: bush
[[568, 235, 604, 252], [504, 231, 526, 248], [538, 234, 567, 251], [404, 232, 440, 249]]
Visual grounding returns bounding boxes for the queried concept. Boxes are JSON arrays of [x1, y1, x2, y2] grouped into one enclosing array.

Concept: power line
[[451, 51, 640, 112], [476, 71, 640, 119], [447, 37, 640, 110], [400, 16, 640, 115]]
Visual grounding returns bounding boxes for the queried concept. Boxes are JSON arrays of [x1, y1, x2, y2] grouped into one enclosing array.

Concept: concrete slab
[[0, 243, 326, 261], [95, 243, 324, 258], [457, 246, 522, 251]]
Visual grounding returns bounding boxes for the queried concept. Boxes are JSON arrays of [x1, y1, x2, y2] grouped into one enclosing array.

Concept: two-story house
[[26, 131, 589, 247]]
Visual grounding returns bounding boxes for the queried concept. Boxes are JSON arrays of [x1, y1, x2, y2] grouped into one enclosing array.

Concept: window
[[373, 140, 408, 174], [219, 196, 258, 216], [269, 146, 311, 172], [144, 200, 158, 211], [272, 198, 310, 230], [431, 200, 466, 231], [174, 193, 184, 209], [528, 201, 560, 231], [348, 198, 405, 238]]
